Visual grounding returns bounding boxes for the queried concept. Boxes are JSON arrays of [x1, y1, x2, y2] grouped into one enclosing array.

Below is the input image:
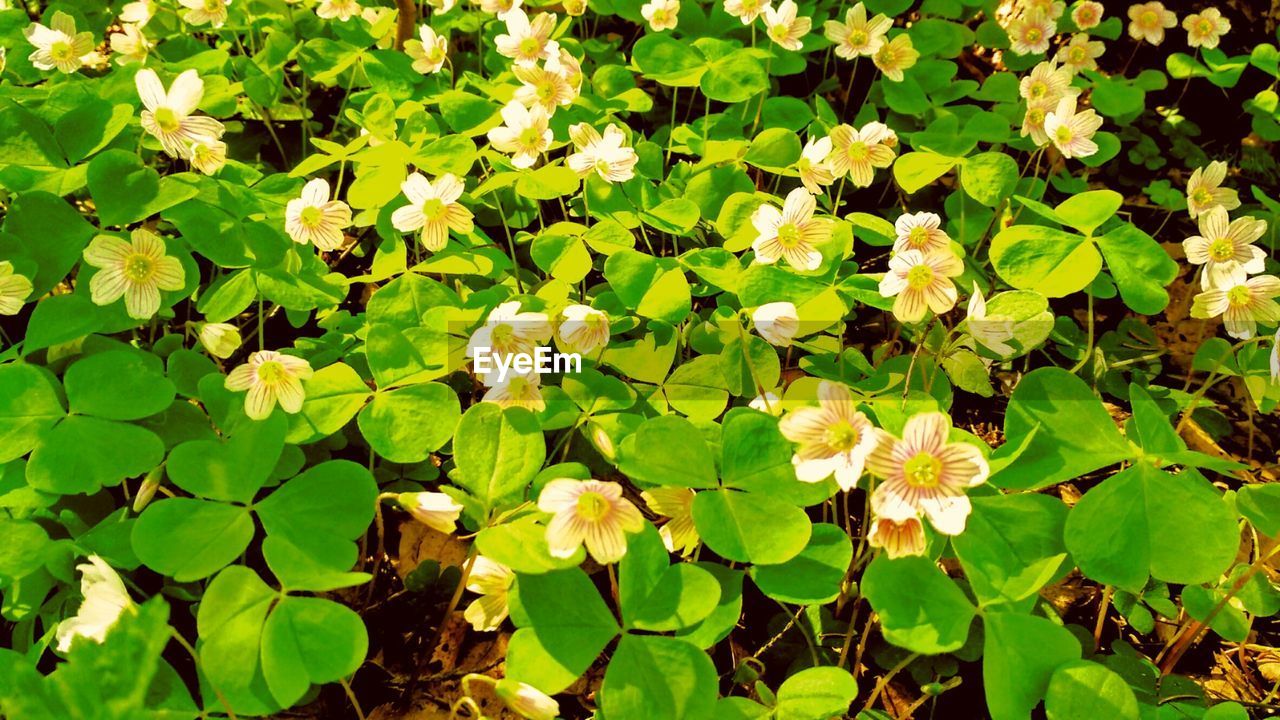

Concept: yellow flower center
[[594, 158, 613, 175], [50, 40, 75, 62], [1078, 9, 1096, 23], [846, 141, 868, 162], [1196, 19, 1213, 35], [518, 37, 541, 57], [652, 8, 670, 23], [204, 0, 223, 11], [427, 46, 445, 63], [491, 323, 516, 345], [776, 223, 802, 248], [1139, 10, 1157, 28], [1191, 188, 1213, 207], [1226, 285, 1252, 307], [1028, 80, 1047, 99], [255, 360, 287, 384], [742, 0, 759, 11], [874, 45, 895, 66], [770, 23, 789, 41], [1208, 237, 1235, 262], [1025, 28, 1042, 43], [824, 420, 861, 452], [124, 253, 157, 283], [1055, 124, 1074, 145], [1027, 107, 1046, 125], [576, 491, 611, 521], [299, 205, 324, 228], [518, 126, 544, 147], [422, 197, 446, 220], [536, 80, 557, 100], [1068, 47, 1087, 63], [903, 451, 942, 488], [153, 106, 181, 133], [906, 263, 934, 290], [849, 29, 868, 47]]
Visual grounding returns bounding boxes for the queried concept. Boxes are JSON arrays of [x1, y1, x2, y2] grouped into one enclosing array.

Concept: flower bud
[[494, 679, 559, 720], [132, 467, 163, 513], [198, 322, 241, 359]]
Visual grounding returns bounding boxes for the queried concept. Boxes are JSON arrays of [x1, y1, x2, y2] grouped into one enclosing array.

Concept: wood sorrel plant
[[1, 0, 1279, 718]]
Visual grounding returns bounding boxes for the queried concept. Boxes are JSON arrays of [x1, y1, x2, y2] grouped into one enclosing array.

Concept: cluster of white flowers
[[1183, 162, 1279, 341]]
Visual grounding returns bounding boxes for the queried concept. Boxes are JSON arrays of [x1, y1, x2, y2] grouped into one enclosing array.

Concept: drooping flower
[[121, 0, 158, 25], [136, 69, 226, 159], [285, 178, 352, 252], [109, 23, 151, 65], [1182, 208, 1267, 290], [753, 301, 800, 347], [566, 123, 638, 183], [751, 187, 832, 271], [1055, 33, 1104, 73], [1071, 1, 1104, 30], [1185, 161, 1240, 219], [178, 0, 231, 28], [197, 322, 242, 359], [495, 9, 559, 66], [1020, 98, 1055, 146], [24, 11, 94, 74], [641, 0, 680, 32], [749, 391, 783, 415], [467, 301, 553, 383], [547, 47, 583, 92], [868, 412, 989, 535], [482, 370, 547, 412], [824, 3, 892, 59], [1191, 275, 1280, 340], [494, 680, 560, 720], [1007, 11, 1056, 55], [763, 0, 811, 51], [1022, 0, 1065, 20], [464, 556, 515, 631], [390, 172, 474, 250], [538, 478, 645, 564], [487, 101, 553, 169], [55, 556, 135, 653], [827, 122, 896, 187], [867, 516, 927, 559], [1044, 94, 1103, 159], [778, 380, 879, 491], [894, 212, 952, 255], [1184, 7, 1229, 48], [641, 487, 699, 556], [966, 282, 1017, 357], [796, 135, 834, 195], [514, 62, 578, 114], [188, 136, 227, 175], [1127, 1, 1176, 45], [564, 0, 587, 16], [317, 0, 361, 20], [1019, 60, 1072, 104], [878, 249, 964, 323], [406, 25, 448, 74], [224, 350, 314, 419], [871, 33, 919, 81], [83, 229, 186, 320], [723, 0, 770, 25], [0, 261, 33, 316], [398, 491, 465, 534], [558, 304, 611, 354], [477, 0, 523, 21]]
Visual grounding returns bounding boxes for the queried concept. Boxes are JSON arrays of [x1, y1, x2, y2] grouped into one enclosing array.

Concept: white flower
[[1184, 7, 1229, 49], [878, 249, 964, 323], [188, 136, 227, 175], [641, 0, 680, 32], [779, 380, 878, 490], [1007, 11, 1055, 55], [753, 301, 800, 346], [1191, 275, 1280, 340], [751, 187, 832, 271], [871, 33, 919, 81], [558, 304, 611, 354], [641, 487, 699, 556], [406, 25, 448, 74], [514, 62, 578, 113], [1044, 94, 1103, 159], [467, 301, 553, 384], [317, 0, 362, 20], [763, 0, 810, 51], [1071, 1, 1104, 30], [121, 0, 158, 25], [824, 3, 892, 59], [56, 556, 134, 653], [495, 680, 560, 720], [136, 69, 226, 159], [390, 172, 475, 251], [482, 370, 547, 412], [399, 491, 465, 534], [178, 0, 231, 27], [1127, 1, 1176, 45], [477, 0, 523, 21], [1055, 33, 1104, 73], [83, 229, 186, 320], [867, 516, 926, 559], [1186, 161, 1240, 219], [868, 412, 989, 535], [197, 322, 242, 359], [464, 556, 514, 631], [894, 212, 952, 255], [796, 136, 834, 195], [109, 24, 151, 65], [566, 124, 638, 183], [1270, 329, 1279, 385], [537, 478, 644, 564], [1181, 207, 1267, 290], [723, 0, 770, 25], [24, 11, 94, 74], [495, 9, 559, 66], [1019, 61, 1072, 104], [487, 101, 553, 169], [0, 261, 33, 316], [224, 350, 314, 419], [286, 178, 352, 251], [1021, 98, 1055, 146], [827, 122, 896, 186], [966, 282, 1017, 356]]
